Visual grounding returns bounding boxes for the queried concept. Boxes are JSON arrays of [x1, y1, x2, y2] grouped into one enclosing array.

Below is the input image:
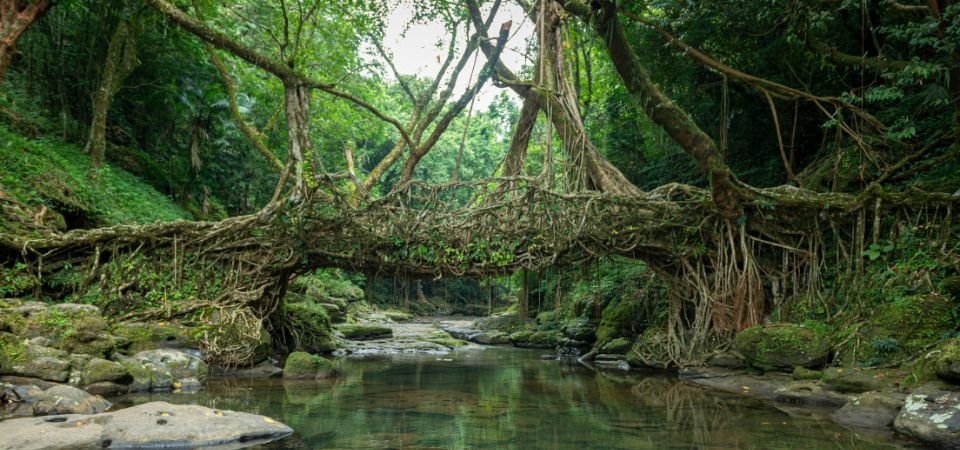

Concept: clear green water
[[114, 348, 910, 449]]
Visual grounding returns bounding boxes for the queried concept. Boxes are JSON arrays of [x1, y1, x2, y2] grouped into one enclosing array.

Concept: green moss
[[854, 294, 957, 366], [111, 321, 201, 353], [601, 337, 633, 355], [792, 366, 823, 381], [0, 124, 191, 227], [733, 324, 832, 372], [596, 299, 639, 343], [932, 338, 960, 384], [337, 324, 392, 340], [283, 351, 337, 380], [0, 332, 26, 371], [424, 331, 466, 348], [284, 301, 336, 353]]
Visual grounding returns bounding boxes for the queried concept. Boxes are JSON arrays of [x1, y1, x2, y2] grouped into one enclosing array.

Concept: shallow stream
[[113, 347, 913, 449]]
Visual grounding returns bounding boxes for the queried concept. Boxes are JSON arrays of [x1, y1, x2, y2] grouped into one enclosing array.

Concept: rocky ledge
[[0, 401, 293, 450]]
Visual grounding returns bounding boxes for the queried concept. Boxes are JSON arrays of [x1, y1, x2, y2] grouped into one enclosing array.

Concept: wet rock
[[33, 384, 111, 415], [894, 384, 960, 449], [338, 324, 393, 340], [214, 359, 284, 378], [283, 352, 338, 380], [680, 367, 787, 400], [706, 352, 745, 369], [0, 401, 293, 450], [174, 377, 202, 393], [83, 382, 129, 397], [773, 382, 850, 408], [821, 367, 885, 393], [830, 390, 905, 430], [733, 324, 831, 372]]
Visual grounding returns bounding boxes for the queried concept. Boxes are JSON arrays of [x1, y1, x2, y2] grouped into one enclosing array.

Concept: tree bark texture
[[283, 82, 314, 197], [85, 21, 139, 170], [0, 0, 50, 87]]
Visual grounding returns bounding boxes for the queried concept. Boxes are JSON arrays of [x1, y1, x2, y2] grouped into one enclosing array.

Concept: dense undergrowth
[[0, 124, 191, 229]]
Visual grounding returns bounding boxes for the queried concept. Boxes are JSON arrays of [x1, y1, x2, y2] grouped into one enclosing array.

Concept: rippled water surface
[[114, 347, 910, 449]]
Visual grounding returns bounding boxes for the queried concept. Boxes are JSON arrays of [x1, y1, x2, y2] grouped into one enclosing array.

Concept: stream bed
[[112, 347, 916, 449]]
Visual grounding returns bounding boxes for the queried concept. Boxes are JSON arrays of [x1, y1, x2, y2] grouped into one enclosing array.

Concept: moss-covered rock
[[821, 367, 885, 393], [283, 351, 337, 380], [111, 321, 202, 353], [596, 299, 639, 343], [561, 317, 596, 342], [932, 338, 960, 384], [338, 324, 392, 341], [0, 332, 26, 372], [284, 300, 337, 353], [601, 337, 633, 355], [792, 366, 823, 381], [82, 357, 130, 385], [509, 330, 561, 349], [733, 324, 832, 372], [424, 331, 466, 348]]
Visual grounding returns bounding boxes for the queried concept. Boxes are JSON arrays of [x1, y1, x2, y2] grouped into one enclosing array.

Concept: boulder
[[473, 331, 511, 345], [561, 318, 596, 342], [600, 337, 632, 355], [213, 359, 284, 378], [509, 330, 561, 349], [791, 366, 823, 381], [733, 324, 831, 371], [831, 390, 905, 430], [5, 342, 71, 382], [133, 349, 208, 384], [32, 385, 111, 416], [82, 358, 130, 385], [932, 338, 960, 384], [283, 352, 338, 380], [894, 384, 960, 449], [0, 401, 293, 450]]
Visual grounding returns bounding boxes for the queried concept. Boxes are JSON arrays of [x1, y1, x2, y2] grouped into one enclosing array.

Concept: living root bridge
[[2, 178, 957, 365]]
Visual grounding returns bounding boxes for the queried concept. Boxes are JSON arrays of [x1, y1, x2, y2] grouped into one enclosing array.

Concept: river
[[111, 346, 915, 449]]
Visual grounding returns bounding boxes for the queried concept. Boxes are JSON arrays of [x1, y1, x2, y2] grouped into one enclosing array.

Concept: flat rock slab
[[0, 401, 293, 450]]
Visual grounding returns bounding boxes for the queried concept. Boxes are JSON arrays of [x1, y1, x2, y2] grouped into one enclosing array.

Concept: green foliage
[[0, 125, 190, 226]]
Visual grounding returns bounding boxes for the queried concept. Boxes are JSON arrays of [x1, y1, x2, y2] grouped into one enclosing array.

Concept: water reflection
[[113, 348, 906, 449]]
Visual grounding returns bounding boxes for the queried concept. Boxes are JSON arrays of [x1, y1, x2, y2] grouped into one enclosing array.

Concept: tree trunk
[[503, 98, 539, 177], [0, 0, 51, 88], [283, 82, 314, 197], [519, 269, 529, 320], [572, 0, 741, 215], [84, 21, 139, 171]]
